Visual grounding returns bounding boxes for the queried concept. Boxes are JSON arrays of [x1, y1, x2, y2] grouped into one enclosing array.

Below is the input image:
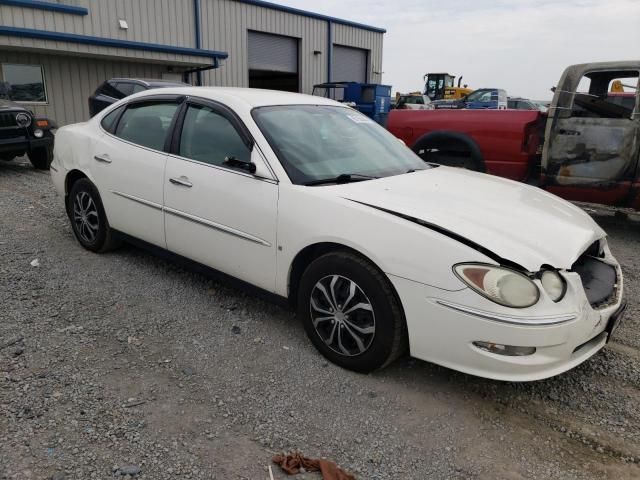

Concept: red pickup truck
[[387, 61, 640, 211]]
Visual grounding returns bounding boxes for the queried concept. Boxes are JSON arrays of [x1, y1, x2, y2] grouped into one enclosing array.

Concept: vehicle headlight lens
[[33, 129, 44, 138], [15, 113, 31, 128], [540, 270, 566, 302], [454, 264, 540, 308]]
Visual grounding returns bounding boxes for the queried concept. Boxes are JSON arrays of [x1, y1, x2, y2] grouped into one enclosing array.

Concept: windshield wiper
[[304, 173, 379, 186]]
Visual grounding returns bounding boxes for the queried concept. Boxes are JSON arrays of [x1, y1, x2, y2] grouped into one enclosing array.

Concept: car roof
[[109, 78, 188, 86], [129, 86, 342, 108]]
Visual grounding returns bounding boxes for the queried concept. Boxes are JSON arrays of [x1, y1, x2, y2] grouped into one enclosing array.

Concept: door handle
[[169, 177, 193, 188], [94, 154, 112, 164]]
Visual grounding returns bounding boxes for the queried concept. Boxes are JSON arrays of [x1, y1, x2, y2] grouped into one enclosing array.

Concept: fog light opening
[[33, 129, 44, 138], [473, 341, 536, 356]]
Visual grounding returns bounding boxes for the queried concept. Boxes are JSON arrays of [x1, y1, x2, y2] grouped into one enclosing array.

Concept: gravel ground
[[2, 158, 640, 480]]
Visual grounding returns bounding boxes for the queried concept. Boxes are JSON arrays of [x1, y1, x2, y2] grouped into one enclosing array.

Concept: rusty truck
[[388, 61, 640, 211]]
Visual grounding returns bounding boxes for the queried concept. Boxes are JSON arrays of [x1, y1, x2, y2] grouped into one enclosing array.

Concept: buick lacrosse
[[51, 88, 625, 381]]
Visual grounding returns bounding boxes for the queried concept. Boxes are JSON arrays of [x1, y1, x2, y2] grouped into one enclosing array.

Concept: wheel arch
[[64, 169, 89, 215], [412, 130, 486, 172], [287, 242, 404, 314]]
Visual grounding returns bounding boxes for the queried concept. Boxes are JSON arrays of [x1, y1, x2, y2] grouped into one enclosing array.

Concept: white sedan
[[50, 87, 626, 381]]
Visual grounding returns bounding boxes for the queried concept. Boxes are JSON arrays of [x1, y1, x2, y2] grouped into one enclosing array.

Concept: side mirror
[[223, 155, 256, 174]]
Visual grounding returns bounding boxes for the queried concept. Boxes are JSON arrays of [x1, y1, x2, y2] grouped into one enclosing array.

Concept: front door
[[91, 98, 181, 248], [163, 100, 279, 292], [542, 64, 640, 206]]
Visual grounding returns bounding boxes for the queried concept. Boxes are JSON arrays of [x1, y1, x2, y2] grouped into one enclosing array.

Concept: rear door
[[542, 64, 640, 206], [91, 96, 182, 247]]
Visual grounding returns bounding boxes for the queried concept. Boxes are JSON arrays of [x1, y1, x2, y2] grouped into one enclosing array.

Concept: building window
[[0, 64, 48, 104]]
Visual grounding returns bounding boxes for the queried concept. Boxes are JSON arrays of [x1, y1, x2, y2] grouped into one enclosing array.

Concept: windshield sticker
[[347, 114, 374, 124]]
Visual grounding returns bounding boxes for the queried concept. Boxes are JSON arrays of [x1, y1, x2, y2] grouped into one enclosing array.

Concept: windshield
[[252, 105, 428, 185]]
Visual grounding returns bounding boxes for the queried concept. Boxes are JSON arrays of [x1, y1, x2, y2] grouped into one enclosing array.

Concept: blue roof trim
[[0, 0, 88, 15], [236, 0, 386, 33], [0, 26, 229, 61]]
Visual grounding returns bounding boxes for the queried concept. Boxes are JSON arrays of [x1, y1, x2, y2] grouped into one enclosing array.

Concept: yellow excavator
[[423, 73, 473, 101]]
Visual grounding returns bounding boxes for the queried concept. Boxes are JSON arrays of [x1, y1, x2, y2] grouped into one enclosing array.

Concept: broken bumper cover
[[388, 264, 624, 382]]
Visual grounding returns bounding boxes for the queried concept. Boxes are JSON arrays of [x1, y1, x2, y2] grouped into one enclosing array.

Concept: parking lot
[[2, 158, 640, 479]]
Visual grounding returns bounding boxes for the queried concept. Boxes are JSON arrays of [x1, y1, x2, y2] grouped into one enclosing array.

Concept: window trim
[[167, 96, 278, 183], [1, 63, 48, 105]]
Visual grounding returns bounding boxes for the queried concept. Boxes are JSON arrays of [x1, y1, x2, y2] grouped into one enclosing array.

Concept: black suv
[[89, 78, 189, 117], [0, 99, 56, 170]]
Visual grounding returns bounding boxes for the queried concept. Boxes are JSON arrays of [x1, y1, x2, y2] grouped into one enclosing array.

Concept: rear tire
[[67, 178, 119, 252], [297, 251, 408, 373], [28, 146, 53, 170]]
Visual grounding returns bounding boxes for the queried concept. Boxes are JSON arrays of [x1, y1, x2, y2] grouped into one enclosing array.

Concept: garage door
[[248, 31, 298, 73], [332, 45, 368, 83]]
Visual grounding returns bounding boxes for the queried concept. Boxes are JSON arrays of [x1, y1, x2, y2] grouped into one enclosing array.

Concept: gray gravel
[[2, 158, 640, 479]]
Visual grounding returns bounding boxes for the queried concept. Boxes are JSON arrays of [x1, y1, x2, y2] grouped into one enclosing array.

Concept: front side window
[[253, 105, 427, 185], [178, 104, 251, 167], [115, 102, 179, 151], [0, 64, 47, 103]]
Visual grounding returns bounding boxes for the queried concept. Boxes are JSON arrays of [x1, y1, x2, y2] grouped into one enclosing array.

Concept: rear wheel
[[297, 251, 407, 372], [28, 146, 53, 170], [67, 178, 119, 252]]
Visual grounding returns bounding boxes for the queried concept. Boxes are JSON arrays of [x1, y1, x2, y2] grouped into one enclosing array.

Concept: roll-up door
[[332, 45, 368, 83], [248, 31, 299, 92]]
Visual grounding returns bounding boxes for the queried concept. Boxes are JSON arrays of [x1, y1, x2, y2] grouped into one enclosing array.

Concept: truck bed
[[387, 109, 546, 182]]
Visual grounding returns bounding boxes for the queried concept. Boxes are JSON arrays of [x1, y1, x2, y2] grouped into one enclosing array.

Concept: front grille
[[571, 249, 618, 308], [0, 112, 17, 128]]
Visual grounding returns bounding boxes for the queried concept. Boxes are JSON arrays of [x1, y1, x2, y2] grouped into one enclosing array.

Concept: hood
[[0, 98, 29, 111], [330, 167, 605, 272]]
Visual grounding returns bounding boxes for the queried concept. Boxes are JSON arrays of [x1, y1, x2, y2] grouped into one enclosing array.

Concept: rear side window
[[100, 105, 124, 133], [178, 104, 251, 167], [115, 82, 135, 97], [115, 102, 179, 151]]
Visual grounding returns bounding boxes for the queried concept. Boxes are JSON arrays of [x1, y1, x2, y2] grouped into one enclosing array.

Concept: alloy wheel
[[73, 191, 99, 244], [309, 275, 376, 357]]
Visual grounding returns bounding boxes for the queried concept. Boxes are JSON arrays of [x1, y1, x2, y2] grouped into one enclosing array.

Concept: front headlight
[[540, 270, 566, 302], [454, 263, 540, 308]]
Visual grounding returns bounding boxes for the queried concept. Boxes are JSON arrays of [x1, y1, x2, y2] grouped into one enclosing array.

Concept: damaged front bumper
[[388, 247, 625, 382]]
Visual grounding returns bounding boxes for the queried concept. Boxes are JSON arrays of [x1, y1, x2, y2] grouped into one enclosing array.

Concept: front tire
[[67, 178, 119, 252], [297, 251, 408, 373], [28, 146, 53, 170]]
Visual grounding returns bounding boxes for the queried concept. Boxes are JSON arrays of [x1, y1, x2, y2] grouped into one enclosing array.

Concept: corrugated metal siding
[[0, 0, 385, 122], [333, 23, 384, 84], [0, 50, 166, 126], [200, 1, 384, 93], [200, 0, 328, 94], [0, 0, 197, 61]]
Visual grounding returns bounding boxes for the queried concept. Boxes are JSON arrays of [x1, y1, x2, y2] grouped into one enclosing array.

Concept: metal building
[[0, 0, 385, 126]]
